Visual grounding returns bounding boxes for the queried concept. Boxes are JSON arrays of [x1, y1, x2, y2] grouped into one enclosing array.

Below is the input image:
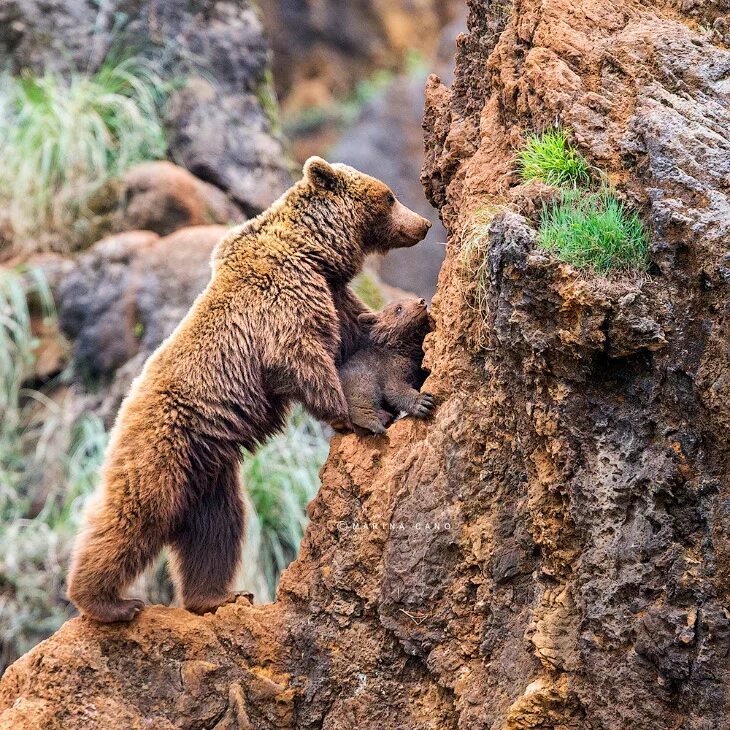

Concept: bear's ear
[[304, 156, 339, 191], [357, 311, 379, 328]]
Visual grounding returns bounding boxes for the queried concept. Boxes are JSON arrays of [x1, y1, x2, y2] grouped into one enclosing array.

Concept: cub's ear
[[304, 156, 339, 191], [357, 312, 379, 328]]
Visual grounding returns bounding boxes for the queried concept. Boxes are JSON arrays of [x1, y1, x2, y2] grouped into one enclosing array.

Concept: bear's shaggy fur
[[68, 157, 430, 622], [339, 298, 433, 435]]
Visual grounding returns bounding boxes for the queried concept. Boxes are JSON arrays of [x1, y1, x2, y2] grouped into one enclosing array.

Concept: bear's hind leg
[[351, 404, 388, 436], [68, 515, 164, 622], [344, 380, 387, 435], [169, 475, 245, 615]]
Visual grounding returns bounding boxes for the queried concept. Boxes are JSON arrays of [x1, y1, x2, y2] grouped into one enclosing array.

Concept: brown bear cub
[[339, 298, 433, 435], [68, 157, 430, 622]]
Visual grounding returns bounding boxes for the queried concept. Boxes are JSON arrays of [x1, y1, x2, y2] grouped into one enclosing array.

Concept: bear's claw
[[413, 392, 435, 418]]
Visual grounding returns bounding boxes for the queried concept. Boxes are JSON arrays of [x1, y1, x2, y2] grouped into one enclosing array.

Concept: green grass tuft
[[518, 128, 591, 188], [538, 188, 649, 273], [0, 56, 168, 247]]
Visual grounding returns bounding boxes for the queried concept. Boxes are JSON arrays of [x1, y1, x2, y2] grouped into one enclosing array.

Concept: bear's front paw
[[353, 418, 387, 436], [330, 416, 354, 433], [411, 392, 435, 418]]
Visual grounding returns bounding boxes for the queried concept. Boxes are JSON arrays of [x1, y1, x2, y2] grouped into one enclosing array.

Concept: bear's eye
[[387, 193, 396, 205], [395, 305, 403, 314]]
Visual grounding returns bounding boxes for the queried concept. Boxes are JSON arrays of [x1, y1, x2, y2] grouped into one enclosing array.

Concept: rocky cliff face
[[2, 1, 729, 728]]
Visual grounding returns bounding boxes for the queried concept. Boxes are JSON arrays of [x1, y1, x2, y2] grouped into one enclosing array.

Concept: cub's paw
[[411, 392, 435, 418]]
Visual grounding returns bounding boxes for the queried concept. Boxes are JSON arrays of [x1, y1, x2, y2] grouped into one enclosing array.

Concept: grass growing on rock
[[538, 188, 649, 273], [518, 128, 591, 188], [0, 56, 168, 248], [460, 206, 503, 346], [514, 127, 649, 274]]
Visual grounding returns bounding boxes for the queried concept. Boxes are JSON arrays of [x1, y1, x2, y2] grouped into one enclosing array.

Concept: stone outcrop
[[116, 162, 244, 238], [2, 1, 730, 729]]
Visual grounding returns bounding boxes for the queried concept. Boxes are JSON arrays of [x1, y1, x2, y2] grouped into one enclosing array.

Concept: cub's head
[[303, 156, 431, 254], [358, 298, 430, 355]]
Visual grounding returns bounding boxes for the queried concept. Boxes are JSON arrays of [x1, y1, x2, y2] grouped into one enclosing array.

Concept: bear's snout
[[391, 201, 432, 248]]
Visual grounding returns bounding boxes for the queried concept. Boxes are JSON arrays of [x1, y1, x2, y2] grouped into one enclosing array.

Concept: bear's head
[[303, 157, 431, 254], [357, 298, 430, 356]]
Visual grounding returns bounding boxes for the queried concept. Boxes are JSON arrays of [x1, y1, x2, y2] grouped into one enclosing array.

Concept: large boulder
[[0, 0, 292, 216], [117, 162, 244, 237], [57, 225, 225, 387]]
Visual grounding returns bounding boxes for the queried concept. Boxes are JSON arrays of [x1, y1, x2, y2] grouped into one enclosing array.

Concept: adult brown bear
[[68, 157, 430, 622]]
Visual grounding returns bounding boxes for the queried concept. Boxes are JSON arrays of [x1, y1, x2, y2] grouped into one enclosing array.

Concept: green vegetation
[[240, 407, 329, 601], [538, 188, 649, 273], [0, 56, 168, 247], [1, 413, 107, 671], [513, 127, 650, 273], [0, 267, 54, 495], [353, 271, 385, 310], [256, 67, 281, 133], [283, 66, 396, 138], [518, 128, 591, 188], [281, 49, 429, 139], [0, 267, 108, 671]]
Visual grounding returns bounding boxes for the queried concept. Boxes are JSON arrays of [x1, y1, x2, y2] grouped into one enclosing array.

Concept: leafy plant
[[282, 66, 395, 138], [518, 127, 591, 188], [0, 56, 168, 247], [538, 188, 649, 273], [240, 406, 329, 601], [0, 267, 54, 498]]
